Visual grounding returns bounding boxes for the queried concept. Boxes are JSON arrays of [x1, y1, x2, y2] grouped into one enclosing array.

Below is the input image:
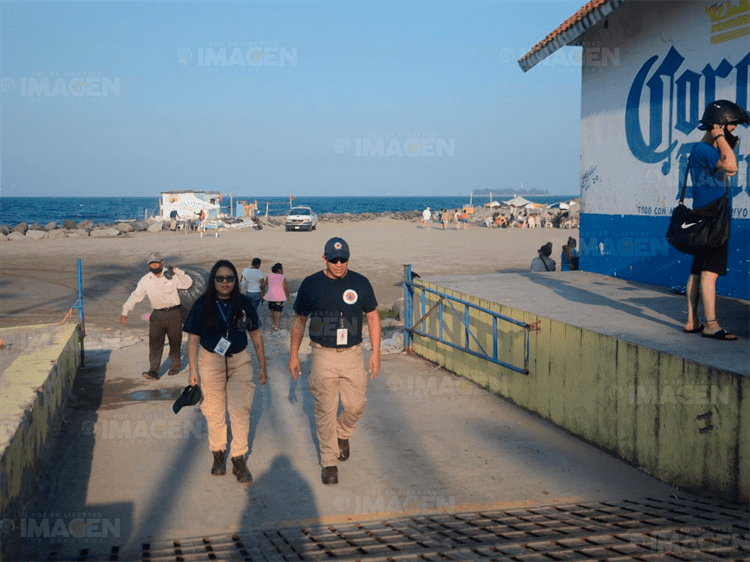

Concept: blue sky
[[1, 1, 584, 197]]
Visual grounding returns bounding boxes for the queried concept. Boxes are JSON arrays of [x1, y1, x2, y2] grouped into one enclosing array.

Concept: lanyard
[[216, 300, 232, 337]]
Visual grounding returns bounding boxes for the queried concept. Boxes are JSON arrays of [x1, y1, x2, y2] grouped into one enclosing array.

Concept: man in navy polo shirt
[[289, 237, 381, 485]]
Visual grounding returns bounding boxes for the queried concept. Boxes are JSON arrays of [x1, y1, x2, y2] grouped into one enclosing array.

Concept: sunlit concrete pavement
[[8, 312, 749, 561]]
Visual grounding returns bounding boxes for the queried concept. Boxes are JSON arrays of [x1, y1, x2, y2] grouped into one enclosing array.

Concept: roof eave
[[518, 0, 630, 73]]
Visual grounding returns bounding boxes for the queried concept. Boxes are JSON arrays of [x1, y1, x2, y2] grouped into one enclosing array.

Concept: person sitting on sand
[[530, 242, 556, 272], [561, 237, 579, 271]]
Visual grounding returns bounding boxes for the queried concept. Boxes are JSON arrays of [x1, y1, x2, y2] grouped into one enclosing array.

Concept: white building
[[521, 0, 749, 299]]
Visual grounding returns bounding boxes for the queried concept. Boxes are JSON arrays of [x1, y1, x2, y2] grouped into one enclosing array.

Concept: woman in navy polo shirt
[[184, 260, 267, 482]]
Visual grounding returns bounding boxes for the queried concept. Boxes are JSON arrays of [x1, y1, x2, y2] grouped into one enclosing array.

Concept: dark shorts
[[267, 301, 284, 312], [690, 242, 728, 276]]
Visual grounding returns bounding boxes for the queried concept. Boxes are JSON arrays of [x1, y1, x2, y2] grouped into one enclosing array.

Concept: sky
[[0, 0, 585, 197]]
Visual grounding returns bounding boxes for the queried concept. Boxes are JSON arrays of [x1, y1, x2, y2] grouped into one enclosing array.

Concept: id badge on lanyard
[[337, 312, 348, 346], [214, 300, 232, 356]]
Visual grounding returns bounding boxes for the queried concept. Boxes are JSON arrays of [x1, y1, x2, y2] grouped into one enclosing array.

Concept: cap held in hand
[[173, 384, 202, 414]]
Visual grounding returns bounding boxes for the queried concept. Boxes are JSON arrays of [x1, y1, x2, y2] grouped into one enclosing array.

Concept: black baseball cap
[[324, 237, 350, 260], [173, 384, 202, 414]]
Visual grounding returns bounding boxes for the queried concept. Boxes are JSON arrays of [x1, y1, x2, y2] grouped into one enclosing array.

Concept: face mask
[[150, 265, 163, 275]]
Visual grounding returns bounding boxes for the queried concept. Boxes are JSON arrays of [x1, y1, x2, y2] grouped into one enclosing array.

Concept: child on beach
[[263, 263, 291, 331]]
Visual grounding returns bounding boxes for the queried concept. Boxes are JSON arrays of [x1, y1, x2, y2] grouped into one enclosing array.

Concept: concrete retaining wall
[[410, 281, 748, 503], [0, 323, 81, 561]]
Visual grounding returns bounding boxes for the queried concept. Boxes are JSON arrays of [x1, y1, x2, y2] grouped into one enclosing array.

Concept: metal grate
[[18, 496, 750, 561]]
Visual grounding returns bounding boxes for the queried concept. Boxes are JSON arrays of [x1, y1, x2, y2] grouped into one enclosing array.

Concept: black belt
[[154, 304, 181, 312], [312, 343, 360, 353]]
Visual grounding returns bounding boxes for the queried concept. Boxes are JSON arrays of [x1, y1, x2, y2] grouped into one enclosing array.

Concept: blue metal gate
[[403, 265, 538, 375]]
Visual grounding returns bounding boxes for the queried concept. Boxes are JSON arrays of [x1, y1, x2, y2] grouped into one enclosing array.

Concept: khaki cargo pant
[[308, 343, 368, 467], [198, 347, 256, 458]]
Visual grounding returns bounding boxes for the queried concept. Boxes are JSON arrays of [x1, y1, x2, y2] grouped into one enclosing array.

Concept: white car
[[285, 206, 317, 231]]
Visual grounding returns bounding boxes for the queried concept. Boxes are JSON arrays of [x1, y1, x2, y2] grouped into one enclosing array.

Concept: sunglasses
[[214, 275, 236, 283], [328, 258, 348, 264]]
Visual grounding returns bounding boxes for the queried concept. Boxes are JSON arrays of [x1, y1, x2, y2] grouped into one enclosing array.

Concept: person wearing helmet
[[683, 100, 748, 341]]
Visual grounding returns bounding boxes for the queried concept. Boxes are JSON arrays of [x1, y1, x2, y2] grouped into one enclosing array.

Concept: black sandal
[[683, 324, 704, 334], [702, 330, 737, 341]]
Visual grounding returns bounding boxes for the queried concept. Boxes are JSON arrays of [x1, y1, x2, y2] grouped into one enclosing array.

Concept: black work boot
[[338, 438, 350, 462], [231, 456, 253, 483], [211, 450, 226, 476], [321, 466, 338, 485]]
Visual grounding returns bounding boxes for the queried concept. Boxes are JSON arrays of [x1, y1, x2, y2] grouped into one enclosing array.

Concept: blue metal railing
[[403, 265, 537, 375], [69, 258, 85, 367]]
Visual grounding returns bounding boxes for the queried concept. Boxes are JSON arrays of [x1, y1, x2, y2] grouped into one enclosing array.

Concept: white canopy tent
[[503, 195, 534, 207]]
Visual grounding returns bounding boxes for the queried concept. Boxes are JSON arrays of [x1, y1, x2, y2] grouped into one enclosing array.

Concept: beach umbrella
[[549, 201, 570, 210], [503, 195, 533, 207]]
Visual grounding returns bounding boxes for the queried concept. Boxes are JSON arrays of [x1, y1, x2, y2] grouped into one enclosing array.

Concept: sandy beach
[[0, 218, 575, 330]]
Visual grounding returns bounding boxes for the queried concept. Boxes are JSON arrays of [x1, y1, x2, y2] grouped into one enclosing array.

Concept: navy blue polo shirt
[[183, 294, 259, 355], [293, 270, 377, 348]]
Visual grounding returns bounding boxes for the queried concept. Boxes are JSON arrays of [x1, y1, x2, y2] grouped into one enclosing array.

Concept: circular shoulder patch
[[343, 289, 358, 304]]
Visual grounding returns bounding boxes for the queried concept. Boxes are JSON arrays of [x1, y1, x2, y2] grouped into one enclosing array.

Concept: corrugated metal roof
[[518, 0, 630, 72]]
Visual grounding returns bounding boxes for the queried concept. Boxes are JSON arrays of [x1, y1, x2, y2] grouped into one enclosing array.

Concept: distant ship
[[472, 188, 550, 197]]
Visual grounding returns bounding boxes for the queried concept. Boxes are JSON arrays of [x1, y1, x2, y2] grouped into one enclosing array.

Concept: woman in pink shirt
[[262, 263, 291, 331]]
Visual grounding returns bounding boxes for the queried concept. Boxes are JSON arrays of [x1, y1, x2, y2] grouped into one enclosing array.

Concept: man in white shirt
[[240, 257, 265, 310], [422, 207, 432, 229], [121, 251, 193, 380]]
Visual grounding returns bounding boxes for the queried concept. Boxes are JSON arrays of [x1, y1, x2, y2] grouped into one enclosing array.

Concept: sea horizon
[[0, 194, 578, 226]]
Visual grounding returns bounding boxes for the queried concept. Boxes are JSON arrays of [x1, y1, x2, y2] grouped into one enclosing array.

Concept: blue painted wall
[[580, 213, 749, 300]]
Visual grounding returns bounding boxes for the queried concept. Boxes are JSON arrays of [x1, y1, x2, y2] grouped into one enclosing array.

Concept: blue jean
[[247, 292, 262, 310]]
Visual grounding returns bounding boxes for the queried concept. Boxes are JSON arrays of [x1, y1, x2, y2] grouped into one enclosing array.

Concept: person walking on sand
[[288, 237, 381, 485], [183, 260, 266, 483], [440, 209, 450, 230], [121, 251, 193, 380], [460, 208, 469, 230], [263, 263, 291, 331], [240, 257, 265, 311], [422, 207, 432, 229], [682, 100, 748, 341]]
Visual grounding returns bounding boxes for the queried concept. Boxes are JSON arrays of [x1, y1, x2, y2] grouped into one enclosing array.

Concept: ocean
[[0, 195, 576, 226]]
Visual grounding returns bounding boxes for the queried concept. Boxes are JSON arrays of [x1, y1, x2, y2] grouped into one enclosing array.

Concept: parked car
[[285, 206, 317, 231]]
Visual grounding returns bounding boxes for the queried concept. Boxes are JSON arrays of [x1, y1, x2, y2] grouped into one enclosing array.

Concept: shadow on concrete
[[523, 273, 685, 331], [246, 354, 269, 457], [288, 369, 320, 463], [9, 349, 135, 561], [241, 455, 319, 528], [349, 353, 460, 511], [524, 272, 749, 338]]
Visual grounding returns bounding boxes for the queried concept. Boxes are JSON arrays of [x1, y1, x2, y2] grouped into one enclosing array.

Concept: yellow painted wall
[[0, 323, 81, 561], [410, 282, 748, 503]]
